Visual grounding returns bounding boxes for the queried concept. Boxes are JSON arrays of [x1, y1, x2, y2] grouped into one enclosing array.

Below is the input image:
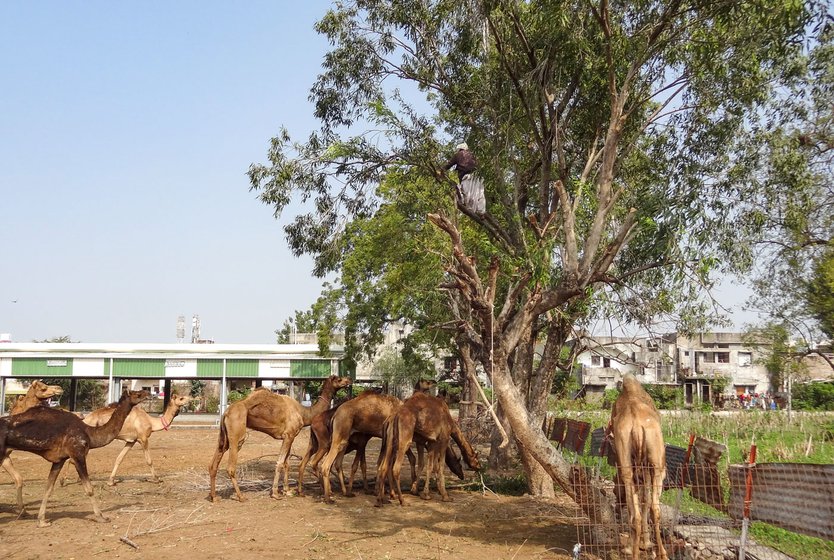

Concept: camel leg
[[436, 438, 451, 502], [271, 434, 296, 499], [107, 441, 136, 486], [320, 440, 347, 504], [651, 466, 668, 560], [74, 455, 109, 524], [2, 454, 27, 517], [419, 449, 434, 501], [139, 437, 161, 483], [207, 446, 226, 502], [297, 440, 317, 497], [375, 428, 395, 506], [36, 461, 66, 528], [411, 445, 424, 494]]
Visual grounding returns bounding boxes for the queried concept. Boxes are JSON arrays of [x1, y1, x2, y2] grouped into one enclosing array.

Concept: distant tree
[[735, 27, 834, 371], [275, 309, 319, 343]]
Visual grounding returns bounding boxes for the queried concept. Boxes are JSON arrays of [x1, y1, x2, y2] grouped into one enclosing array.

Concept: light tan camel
[[0, 390, 149, 527], [73, 393, 193, 486], [1, 380, 64, 516], [376, 392, 453, 506], [9, 380, 64, 415], [208, 375, 352, 502], [610, 374, 668, 560]]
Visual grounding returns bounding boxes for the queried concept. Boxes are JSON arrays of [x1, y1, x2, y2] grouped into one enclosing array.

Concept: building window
[[738, 352, 752, 367], [591, 355, 601, 366], [717, 352, 730, 363], [443, 357, 458, 373], [603, 357, 611, 368], [647, 340, 658, 351]]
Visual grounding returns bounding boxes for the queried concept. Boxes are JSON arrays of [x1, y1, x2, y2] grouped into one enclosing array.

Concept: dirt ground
[[0, 427, 581, 560]]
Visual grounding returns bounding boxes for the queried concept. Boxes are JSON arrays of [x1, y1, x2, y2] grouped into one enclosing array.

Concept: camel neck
[[158, 401, 182, 431], [87, 396, 134, 449], [302, 385, 336, 424]]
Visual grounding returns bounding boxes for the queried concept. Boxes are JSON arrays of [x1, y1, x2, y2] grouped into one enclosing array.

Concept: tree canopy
[[250, 0, 823, 506]]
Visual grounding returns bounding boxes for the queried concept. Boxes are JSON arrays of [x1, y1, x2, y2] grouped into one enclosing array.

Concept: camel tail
[[0, 420, 7, 459], [216, 413, 230, 453]]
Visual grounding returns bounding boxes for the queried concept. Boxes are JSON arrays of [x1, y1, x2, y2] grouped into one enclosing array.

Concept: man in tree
[[444, 143, 485, 214]]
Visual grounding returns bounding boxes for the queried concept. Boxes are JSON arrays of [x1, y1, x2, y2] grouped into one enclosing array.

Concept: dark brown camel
[[610, 374, 668, 560], [0, 389, 149, 527], [208, 375, 352, 502], [62, 393, 193, 486], [376, 391, 453, 506], [1, 380, 64, 516]]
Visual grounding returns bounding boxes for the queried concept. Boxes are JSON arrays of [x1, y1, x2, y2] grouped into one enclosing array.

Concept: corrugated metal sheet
[[664, 444, 689, 489], [551, 417, 567, 445], [290, 359, 331, 378], [11, 357, 73, 377], [197, 359, 223, 378], [225, 359, 258, 378], [113, 358, 164, 378], [564, 419, 591, 454], [728, 463, 834, 541]]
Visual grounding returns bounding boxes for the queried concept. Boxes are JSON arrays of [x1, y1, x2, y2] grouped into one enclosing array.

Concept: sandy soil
[[0, 427, 580, 560]]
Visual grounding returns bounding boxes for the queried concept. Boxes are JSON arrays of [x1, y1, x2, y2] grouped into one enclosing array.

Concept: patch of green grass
[[464, 473, 528, 496], [748, 521, 834, 560]]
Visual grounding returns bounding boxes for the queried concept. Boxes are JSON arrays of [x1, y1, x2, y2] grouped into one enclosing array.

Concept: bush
[[228, 388, 251, 404], [792, 382, 834, 411], [602, 388, 620, 409], [643, 384, 683, 410], [437, 381, 462, 404]]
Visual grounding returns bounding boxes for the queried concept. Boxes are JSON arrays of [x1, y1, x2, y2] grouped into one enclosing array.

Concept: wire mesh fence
[[543, 414, 834, 560]]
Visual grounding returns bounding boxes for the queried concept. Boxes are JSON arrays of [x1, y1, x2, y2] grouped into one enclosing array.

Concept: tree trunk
[[488, 402, 517, 469], [489, 344, 617, 542]]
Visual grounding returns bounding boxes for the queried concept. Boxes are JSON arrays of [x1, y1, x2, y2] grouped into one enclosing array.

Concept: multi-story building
[[575, 332, 772, 405]]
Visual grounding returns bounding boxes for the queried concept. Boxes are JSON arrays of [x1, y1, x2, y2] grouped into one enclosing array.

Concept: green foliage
[[602, 388, 620, 410], [642, 384, 684, 410], [792, 381, 834, 411], [227, 388, 251, 404], [275, 309, 319, 344], [806, 247, 834, 339], [437, 381, 462, 404], [189, 380, 206, 398], [205, 395, 220, 414]]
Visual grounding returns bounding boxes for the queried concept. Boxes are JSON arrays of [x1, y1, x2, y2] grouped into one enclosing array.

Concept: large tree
[[734, 22, 834, 367], [249, 0, 817, 526]]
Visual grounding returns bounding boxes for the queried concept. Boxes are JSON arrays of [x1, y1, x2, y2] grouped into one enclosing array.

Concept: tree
[[249, 0, 816, 527], [735, 22, 834, 367], [275, 309, 319, 343]]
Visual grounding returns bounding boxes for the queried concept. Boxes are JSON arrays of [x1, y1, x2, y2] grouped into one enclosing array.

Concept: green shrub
[[792, 382, 834, 411], [228, 388, 251, 404], [643, 384, 683, 409], [602, 388, 620, 409]]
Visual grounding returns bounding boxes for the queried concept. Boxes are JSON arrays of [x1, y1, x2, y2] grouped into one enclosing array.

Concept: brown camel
[[376, 391, 453, 506], [296, 404, 382, 497], [316, 390, 412, 504], [610, 374, 668, 560], [1, 380, 64, 516], [410, 401, 480, 494], [72, 393, 193, 486], [0, 389, 149, 527], [208, 375, 352, 502]]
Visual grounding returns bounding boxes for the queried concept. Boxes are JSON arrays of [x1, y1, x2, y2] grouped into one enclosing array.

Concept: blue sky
[[0, 2, 335, 343], [0, 2, 758, 344]]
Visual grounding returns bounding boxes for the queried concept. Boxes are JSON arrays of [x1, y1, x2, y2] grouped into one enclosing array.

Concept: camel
[[0, 389, 149, 527], [296, 403, 381, 497], [67, 393, 193, 486], [9, 380, 64, 415], [316, 390, 411, 504], [208, 375, 352, 502], [1, 380, 64, 516], [376, 391, 453, 506], [609, 374, 668, 560]]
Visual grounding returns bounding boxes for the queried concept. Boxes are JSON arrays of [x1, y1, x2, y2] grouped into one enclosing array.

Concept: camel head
[[414, 378, 437, 392], [30, 380, 64, 400], [123, 389, 151, 405], [328, 376, 353, 391], [170, 393, 192, 408]]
